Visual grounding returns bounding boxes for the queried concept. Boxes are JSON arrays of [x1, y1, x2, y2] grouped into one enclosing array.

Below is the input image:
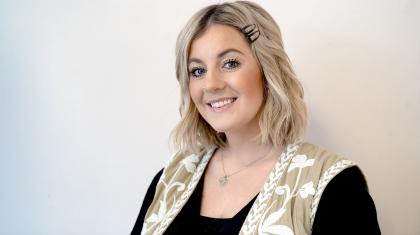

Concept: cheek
[[188, 82, 202, 105], [238, 70, 264, 102]]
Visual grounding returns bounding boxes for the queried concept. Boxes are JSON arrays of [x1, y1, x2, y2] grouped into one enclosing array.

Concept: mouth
[[206, 97, 237, 110]]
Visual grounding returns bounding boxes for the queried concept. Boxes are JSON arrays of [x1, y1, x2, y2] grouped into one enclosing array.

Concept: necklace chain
[[218, 148, 273, 187]]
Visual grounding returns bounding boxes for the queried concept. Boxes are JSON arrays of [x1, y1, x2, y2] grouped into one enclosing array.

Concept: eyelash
[[222, 58, 241, 70], [188, 58, 241, 79], [189, 66, 206, 79]]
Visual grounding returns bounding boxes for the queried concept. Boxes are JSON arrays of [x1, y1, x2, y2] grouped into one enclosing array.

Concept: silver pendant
[[218, 175, 228, 187]]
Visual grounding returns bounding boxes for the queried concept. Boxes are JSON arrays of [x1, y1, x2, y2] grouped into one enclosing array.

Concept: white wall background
[[1, 0, 419, 234]]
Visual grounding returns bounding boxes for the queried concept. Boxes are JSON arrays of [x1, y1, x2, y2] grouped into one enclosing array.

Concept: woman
[[132, 1, 381, 234]]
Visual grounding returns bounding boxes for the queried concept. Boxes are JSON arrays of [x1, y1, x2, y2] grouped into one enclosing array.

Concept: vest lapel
[[142, 148, 216, 235], [240, 141, 301, 235]]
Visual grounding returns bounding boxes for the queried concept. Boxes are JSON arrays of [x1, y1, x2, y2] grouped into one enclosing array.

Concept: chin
[[210, 125, 228, 133], [208, 122, 232, 134]]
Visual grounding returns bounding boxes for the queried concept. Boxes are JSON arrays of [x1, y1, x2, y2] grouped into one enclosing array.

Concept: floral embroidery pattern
[[145, 200, 166, 223], [288, 154, 315, 172], [141, 141, 355, 235], [181, 155, 200, 173], [240, 141, 301, 235], [259, 205, 294, 235], [142, 149, 215, 235], [257, 154, 315, 235], [299, 182, 315, 199]]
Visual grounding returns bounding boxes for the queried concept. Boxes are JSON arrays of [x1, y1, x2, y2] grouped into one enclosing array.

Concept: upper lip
[[206, 97, 237, 104]]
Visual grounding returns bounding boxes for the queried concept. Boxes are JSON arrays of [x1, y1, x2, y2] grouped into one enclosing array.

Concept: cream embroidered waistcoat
[[141, 141, 356, 235]]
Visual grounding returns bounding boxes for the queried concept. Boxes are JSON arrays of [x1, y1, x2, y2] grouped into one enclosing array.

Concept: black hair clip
[[241, 24, 260, 43]]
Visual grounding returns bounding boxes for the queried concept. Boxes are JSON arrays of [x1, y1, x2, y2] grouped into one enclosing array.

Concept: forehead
[[189, 24, 251, 60]]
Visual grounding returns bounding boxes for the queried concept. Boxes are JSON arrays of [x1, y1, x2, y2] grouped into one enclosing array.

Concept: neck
[[222, 125, 277, 166]]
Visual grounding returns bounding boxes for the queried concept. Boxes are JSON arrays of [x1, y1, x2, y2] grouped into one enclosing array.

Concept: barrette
[[241, 24, 260, 43]]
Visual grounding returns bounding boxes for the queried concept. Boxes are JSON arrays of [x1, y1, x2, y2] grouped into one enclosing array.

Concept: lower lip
[[208, 100, 236, 112]]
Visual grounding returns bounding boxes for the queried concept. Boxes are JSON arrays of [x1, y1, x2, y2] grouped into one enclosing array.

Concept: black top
[[131, 166, 381, 234]]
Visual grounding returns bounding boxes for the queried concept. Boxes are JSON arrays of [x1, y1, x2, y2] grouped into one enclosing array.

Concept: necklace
[[218, 148, 273, 187]]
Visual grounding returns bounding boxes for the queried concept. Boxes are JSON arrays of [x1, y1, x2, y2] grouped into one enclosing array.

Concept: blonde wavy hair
[[171, 1, 307, 155]]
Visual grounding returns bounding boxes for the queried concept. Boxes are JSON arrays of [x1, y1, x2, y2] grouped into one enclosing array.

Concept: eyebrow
[[188, 48, 244, 65]]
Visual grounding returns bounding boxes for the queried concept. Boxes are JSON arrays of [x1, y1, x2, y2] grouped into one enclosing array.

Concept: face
[[188, 24, 264, 134]]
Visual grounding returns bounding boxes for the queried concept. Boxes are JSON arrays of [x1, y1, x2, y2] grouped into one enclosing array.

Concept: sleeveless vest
[[141, 141, 356, 235]]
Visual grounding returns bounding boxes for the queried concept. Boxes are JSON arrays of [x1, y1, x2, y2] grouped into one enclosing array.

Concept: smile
[[206, 97, 237, 112], [209, 98, 236, 108]]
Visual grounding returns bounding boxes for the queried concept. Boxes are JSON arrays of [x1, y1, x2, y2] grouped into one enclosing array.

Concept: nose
[[203, 69, 225, 92]]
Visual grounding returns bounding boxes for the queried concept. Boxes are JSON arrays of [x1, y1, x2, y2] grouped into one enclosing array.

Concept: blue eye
[[223, 58, 240, 70], [189, 67, 206, 78]]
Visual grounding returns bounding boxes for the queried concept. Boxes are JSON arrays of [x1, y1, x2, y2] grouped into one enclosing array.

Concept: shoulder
[[328, 165, 368, 191], [298, 142, 351, 164], [295, 142, 381, 233], [289, 142, 360, 223], [311, 166, 381, 234], [320, 165, 370, 201], [295, 142, 357, 184], [130, 168, 164, 235], [151, 168, 164, 187]]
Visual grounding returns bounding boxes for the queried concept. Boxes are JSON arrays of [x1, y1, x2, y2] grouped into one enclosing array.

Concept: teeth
[[210, 98, 235, 108]]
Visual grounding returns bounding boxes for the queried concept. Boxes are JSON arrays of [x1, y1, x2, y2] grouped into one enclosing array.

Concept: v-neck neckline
[[195, 163, 259, 221]]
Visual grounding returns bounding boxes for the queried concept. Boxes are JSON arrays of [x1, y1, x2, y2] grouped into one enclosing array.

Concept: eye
[[223, 58, 240, 70], [189, 66, 206, 78]]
